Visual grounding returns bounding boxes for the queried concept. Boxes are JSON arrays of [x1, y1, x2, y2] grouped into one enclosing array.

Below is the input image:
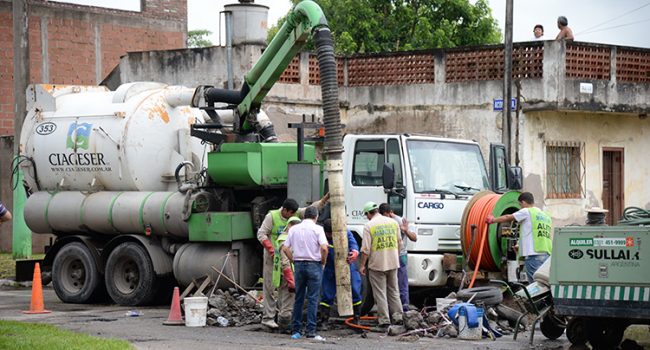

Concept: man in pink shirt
[[282, 206, 328, 340]]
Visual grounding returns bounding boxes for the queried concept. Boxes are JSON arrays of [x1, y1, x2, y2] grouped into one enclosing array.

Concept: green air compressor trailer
[[550, 226, 650, 348]]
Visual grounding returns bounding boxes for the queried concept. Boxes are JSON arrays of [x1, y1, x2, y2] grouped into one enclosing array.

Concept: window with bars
[[546, 141, 585, 199]]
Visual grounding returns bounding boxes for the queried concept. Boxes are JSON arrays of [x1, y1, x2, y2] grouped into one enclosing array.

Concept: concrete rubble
[[205, 288, 263, 327]]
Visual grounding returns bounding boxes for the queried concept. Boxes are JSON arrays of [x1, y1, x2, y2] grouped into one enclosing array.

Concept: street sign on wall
[[493, 98, 517, 111]]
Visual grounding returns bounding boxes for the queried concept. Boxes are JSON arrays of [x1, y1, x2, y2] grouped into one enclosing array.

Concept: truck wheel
[[457, 286, 503, 305], [52, 242, 105, 303], [540, 314, 565, 340], [566, 317, 587, 346], [587, 319, 625, 349], [105, 242, 158, 306]]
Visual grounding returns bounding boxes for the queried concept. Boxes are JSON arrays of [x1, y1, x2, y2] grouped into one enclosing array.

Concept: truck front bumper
[[407, 253, 448, 287]]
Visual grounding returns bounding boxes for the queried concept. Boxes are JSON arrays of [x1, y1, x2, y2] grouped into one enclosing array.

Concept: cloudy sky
[[187, 0, 650, 48]]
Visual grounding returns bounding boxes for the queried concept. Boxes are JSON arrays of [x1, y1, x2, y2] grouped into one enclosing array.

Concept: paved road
[[0, 285, 571, 350]]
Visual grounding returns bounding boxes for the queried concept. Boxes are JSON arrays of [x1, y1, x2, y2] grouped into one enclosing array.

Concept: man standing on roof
[[318, 218, 363, 330], [486, 192, 553, 282], [257, 194, 329, 330], [555, 16, 574, 41], [359, 201, 403, 330], [533, 24, 544, 40]]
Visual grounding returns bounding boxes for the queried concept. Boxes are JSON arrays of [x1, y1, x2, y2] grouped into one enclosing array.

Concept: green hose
[[617, 206, 650, 226]]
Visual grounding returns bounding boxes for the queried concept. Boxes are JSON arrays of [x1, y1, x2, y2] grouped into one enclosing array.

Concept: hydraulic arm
[[191, 0, 353, 316]]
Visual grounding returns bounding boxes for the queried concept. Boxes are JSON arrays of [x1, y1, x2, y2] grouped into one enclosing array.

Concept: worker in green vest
[[486, 192, 553, 282], [257, 195, 329, 331]]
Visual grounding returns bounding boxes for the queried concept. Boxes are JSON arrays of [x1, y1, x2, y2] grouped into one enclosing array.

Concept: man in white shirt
[[486, 192, 553, 282]]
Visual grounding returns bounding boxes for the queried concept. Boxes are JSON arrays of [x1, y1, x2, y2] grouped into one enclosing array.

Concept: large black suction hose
[[314, 27, 342, 156]]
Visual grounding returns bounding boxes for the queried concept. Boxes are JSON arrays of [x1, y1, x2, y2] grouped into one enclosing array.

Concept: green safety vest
[[270, 209, 296, 288], [370, 221, 399, 253], [527, 207, 553, 255]]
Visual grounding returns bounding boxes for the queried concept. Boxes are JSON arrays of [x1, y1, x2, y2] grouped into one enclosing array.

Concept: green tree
[[268, 0, 501, 54], [187, 29, 213, 48]]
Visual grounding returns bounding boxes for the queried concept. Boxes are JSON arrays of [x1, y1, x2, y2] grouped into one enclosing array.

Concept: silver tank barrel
[[24, 191, 212, 238]]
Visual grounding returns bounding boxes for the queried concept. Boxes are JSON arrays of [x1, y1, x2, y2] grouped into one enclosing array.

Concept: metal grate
[[347, 53, 435, 87], [546, 141, 585, 199], [617, 48, 650, 83], [308, 55, 345, 86], [445, 43, 543, 83], [566, 43, 610, 80], [278, 55, 301, 84]]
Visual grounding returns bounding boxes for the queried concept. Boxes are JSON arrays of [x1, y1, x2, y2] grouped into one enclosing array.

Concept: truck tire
[[586, 318, 625, 350], [566, 317, 587, 346], [540, 314, 565, 340], [52, 242, 106, 303], [457, 286, 503, 306], [105, 242, 158, 306]]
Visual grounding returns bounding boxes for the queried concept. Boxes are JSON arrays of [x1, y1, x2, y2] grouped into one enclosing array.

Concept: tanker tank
[[20, 82, 210, 237]]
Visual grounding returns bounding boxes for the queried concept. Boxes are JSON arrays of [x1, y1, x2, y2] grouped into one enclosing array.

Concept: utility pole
[[12, 0, 31, 259], [503, 0, 513, 160]]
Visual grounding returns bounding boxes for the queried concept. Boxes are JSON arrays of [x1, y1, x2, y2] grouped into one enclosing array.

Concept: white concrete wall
[[520, 110, 650, 226]]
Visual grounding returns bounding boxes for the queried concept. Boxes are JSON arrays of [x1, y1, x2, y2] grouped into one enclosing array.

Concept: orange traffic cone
[[23, 263, 51, 314], [163, 286, 184, 325]]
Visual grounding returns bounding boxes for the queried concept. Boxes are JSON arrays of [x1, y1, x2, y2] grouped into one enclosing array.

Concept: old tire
[[540, 314, 565, 340], [105, 242, 158, 306], [587, 318, 625, 350], [457, 286, 503, 305], [52, 242, 106, 303], [566, 317, 587, 346]]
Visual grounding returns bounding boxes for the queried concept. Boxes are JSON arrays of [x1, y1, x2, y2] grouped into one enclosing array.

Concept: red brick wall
[[101, 25, 185, 79], [0, 11, 13, 136], [48, 17, 95, 85]]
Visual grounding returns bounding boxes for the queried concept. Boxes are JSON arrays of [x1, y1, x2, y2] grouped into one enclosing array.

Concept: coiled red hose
[[463, 193, 500, 287]]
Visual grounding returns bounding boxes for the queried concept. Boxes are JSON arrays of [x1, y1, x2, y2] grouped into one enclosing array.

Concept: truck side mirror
[[508, 166, 523, 190], [382, 163, 395, 189]]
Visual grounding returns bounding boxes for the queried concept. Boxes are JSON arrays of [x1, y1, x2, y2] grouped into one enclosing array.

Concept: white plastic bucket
[[184, 296, 208, 327], [458, 307, 483, 340]]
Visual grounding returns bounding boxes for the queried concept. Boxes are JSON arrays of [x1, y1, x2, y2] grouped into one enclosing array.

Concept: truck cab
[[342, 134, 511, 287]]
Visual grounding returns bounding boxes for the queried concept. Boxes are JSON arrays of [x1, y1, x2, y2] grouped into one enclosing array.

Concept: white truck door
[[344, 137, 404, 227]]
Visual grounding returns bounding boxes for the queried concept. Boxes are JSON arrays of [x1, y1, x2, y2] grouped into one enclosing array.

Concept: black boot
[[277, 316, 292, 334], [318, 305, 330, 331], [353, 304, 361, 324]]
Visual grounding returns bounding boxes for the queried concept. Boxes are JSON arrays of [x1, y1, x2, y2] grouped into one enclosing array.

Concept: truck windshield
[[407, 140, 489, 194]]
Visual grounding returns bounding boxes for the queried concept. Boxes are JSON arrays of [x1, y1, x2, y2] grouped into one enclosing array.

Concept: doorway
[[602, 148, 624, 225]]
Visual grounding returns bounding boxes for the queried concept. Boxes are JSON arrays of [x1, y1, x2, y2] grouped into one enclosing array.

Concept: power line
[[579, 17, 650, 36], [575, 1, 650, 35]]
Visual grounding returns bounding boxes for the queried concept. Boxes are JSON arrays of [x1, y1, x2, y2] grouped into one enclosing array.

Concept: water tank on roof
[[224, 1, 269, 46]]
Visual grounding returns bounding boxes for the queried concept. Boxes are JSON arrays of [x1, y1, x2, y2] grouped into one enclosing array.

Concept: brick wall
[[0, 11, 13, 136], [101, 24, 184, 79]]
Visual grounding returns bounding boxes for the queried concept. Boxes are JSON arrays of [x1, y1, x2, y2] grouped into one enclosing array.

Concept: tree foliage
[[187, 29, 213, 48], [268, 0, 501, 54]]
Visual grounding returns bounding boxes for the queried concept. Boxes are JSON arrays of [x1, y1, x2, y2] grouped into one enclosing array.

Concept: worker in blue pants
[[318, 218, 363, 330]]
